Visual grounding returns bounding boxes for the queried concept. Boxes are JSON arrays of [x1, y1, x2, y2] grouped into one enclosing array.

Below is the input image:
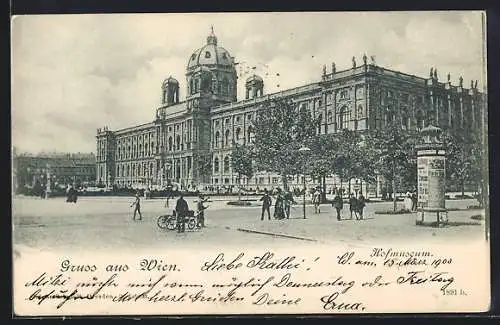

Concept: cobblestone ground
[[12, 196, 486, 253]]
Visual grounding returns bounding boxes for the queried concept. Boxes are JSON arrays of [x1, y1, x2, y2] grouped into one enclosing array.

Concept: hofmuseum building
[[96, 29, 486, 193]]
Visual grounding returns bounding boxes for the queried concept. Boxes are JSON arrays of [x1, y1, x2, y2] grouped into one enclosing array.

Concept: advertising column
[[415, 125, 447, 226]]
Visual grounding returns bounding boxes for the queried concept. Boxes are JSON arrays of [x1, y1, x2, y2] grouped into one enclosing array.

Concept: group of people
[[130, 191, 208, 233], [259, 187, 367, 221], [404, 191, 418, 212], [259, 189, 296, 220], [331, 191, 367, 221]]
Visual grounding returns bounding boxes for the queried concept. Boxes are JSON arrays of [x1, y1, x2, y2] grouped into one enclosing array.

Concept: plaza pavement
[[12, 195, 486, 254]]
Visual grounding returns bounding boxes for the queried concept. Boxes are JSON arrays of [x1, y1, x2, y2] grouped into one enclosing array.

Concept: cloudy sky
[[11, 11, 486, 154]]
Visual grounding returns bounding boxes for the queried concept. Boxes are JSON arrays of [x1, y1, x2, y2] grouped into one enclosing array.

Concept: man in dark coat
[[332, 191, 343, 221], [283, 190, 296, 219], [356, 192, 366, 220], [259, 189, 272, 221], [348, 193, 358, 220], [175, 194, 189, 233]]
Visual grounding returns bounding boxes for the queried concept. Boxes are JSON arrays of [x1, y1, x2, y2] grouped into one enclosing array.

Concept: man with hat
[[130, 192, 142, 221]]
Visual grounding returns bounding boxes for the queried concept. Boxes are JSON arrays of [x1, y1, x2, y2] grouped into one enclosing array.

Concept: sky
[[11, 11, 486, 155]]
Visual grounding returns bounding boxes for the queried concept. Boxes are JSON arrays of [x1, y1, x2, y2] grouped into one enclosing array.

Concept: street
[[12, 196, 486, 254]]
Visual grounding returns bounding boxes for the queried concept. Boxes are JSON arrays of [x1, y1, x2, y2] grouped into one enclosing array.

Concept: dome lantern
[[206, 25, 218, 46]]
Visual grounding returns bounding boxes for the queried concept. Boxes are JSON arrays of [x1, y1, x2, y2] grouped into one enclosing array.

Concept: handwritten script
[[14, 246, 476, 315]]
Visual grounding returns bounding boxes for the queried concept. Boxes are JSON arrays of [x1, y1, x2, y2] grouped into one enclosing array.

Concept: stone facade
[[13, 153, 96, 192], [96, 30, 486, 191]]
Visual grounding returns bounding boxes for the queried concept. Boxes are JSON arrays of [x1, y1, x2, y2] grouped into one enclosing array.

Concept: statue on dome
[[363, 53, 367, 65], [331, 62, 336, 74], [459, 76, 463, 87], [352, 56, 356, 68]]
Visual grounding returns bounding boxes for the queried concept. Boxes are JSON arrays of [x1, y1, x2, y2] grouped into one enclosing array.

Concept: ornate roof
[[162, 76, 179, 87], [246, 74, 263, 83], [186, 27, 234, 70]]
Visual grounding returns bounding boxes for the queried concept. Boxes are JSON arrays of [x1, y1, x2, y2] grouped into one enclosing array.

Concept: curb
[[236, 228, 317, 242]]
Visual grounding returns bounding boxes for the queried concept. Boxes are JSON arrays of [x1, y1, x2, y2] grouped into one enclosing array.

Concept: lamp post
[[299, 146, 311, 219], [45, 164, 52, 199]]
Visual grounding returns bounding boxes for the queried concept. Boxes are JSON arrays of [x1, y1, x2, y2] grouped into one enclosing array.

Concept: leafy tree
[[230, 144, 255, 200], [195, 153, 212, 184], [443, 132, 475, 196], [366, 122, 419, 211], [252, 98, 320, 190]]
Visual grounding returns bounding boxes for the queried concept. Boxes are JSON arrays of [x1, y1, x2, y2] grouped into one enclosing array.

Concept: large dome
[[187, 28, 235, 70]]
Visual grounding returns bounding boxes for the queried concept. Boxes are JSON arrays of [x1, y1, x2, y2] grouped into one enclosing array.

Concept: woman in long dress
[[404, 192, 412, 211]]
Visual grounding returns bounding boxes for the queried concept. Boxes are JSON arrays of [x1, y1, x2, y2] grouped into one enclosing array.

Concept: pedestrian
[[165, 181, 174, 207], [348, 193, 358, 220], [357, 192, 366, 220], [196, 194, 208, 228], [411, 191, 418, 211], [404, 192, 413, 212], [312, 188, 322, 214], [274, 189, 285, 220], [175, 194, 189, 233], [283, 189, 296, 219], [332, 191, 343, 221], [130, 192, 142, 221], [259, 189, 272, 221]]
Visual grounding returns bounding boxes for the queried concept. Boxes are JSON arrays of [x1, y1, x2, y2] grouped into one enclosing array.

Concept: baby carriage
[[157, 210, 199, 231]]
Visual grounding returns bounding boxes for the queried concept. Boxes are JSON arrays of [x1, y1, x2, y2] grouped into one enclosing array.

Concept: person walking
[[259, 189, 272, 221], [332, 191, 343, 221], [411, 191, 418, 212], [130, 192, 142, 221], [357, 192, 366, 220], [196, 194, 208, 228], [175, 194, 189, 233], [312, 188, 322, 214], [348, 193, 358, 220], [283, 189, 296, 219], [274, 189, 285, 220]]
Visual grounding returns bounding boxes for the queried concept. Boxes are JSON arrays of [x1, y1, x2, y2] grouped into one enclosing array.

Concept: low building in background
[[13, 152, 96, 195]]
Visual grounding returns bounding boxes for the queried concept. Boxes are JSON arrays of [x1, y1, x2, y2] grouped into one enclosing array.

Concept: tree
[[366, 122, 419, 211], [443, 132, 475, 197], [252, 98, 320, 190], [230, 144, 254, 200], [195, 153, 212, 184]]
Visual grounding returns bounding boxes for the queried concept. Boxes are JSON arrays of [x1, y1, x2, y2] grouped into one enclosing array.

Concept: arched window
[[338, 106, 349, 130], [190, 78, 194, 94], [138, 144, 142, 157], [247, 126, 254, 143], [215, 131, 220, 148], [235, 127, 241, 141], [168, 137, 173, 151], [150, 163, 154, 176], [176, 135, 181, 151], [225, 129, 230, 147], [327, 111, 333, 123], [194, 78, 199, 92], [138, 164, 142, 176], [145, 143, 149, 156], [214, 157, 220, 173], [357, 105, 363, 118], [224, 156, 230, 172], [117, 165, 120, 177], [221, 77, 229, 95]]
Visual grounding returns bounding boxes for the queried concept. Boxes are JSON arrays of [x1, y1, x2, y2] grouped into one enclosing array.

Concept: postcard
[[11, 11, 490, 316]]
